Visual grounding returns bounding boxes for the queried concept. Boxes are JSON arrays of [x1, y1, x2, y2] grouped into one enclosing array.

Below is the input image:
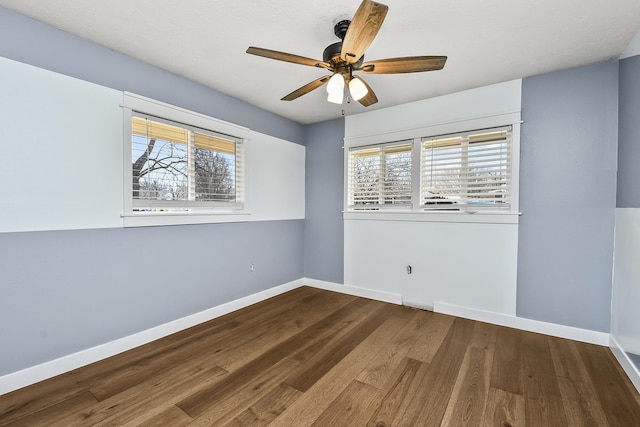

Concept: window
[[347, 141, 413, 210], [122, 93, 250, 227], [346, 125, 515, 217], [421, 126, 511, 211], [131, 114, 244, 211]]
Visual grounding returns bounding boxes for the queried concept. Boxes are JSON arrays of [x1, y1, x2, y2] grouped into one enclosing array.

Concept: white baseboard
[[434, 301, 610, 346], [302, 278, 403, 305], [0, 279, 304, 396], [610, 335, 640, 394], [1, 279, 622, 397]]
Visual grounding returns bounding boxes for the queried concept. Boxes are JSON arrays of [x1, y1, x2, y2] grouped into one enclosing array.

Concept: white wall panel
[[343, 79, 521, 317], [0, 57, 123, 232], [0, 57, 306, 232], [344, 219, 518, 315], [345, 79, 522, 139], [611, 208, 640, 354], [246, 132, 305, 221]]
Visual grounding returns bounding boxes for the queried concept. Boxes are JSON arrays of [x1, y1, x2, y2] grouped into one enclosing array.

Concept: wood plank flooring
[[1, 286, 639, 426]]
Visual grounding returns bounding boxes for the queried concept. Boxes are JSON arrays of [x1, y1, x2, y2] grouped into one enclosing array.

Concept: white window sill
[[343, 210, 520, 224], [122, 211, 250, 227]]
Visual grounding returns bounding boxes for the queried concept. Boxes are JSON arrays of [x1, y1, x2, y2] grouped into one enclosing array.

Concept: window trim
[[343, 112, 521, 224], [420, 125, 512, 211], [121, 92, 250, 227], [346, 140, 414, 210], [130, 112, 245, 210]]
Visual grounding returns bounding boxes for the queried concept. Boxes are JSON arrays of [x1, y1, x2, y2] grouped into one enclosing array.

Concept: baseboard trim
[[302, 278, 403, 305], [434, 301, 610, 346], [0, 279, 304, 396], [1, 279, 619, 396], [610, 335, 640, 394]]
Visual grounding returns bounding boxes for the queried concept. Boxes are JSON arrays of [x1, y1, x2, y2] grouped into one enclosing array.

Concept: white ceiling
[[1, 0, 639, 124]]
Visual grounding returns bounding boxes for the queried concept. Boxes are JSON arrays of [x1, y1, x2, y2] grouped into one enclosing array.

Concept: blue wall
[[612, 54, 640, 369], [0, 6, 306, 375], [517, 61, 619, 332], [617, 55, 640, 208], [0, 4, 633, 378], [0, 7, 304, 145], [303, 118, 345, 283], [0, 222, 303, 374]]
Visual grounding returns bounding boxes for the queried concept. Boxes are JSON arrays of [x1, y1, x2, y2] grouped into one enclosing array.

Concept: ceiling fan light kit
[[348, 76, 368, 101], [327, 90, 344, 104], [327, 73, 345, 95], [326, 73, 345, 104], [246, 0, 447, 108], [325, 72, 368, 103]]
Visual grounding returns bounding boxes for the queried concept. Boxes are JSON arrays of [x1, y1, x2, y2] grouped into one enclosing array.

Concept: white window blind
[[131, 114, 244, 210], [347, 141, 413, 210], [421, 126, 512, 210]]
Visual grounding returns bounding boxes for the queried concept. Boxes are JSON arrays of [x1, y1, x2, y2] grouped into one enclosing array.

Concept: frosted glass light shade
[[348, 76, 368, 101], [327, 90, 344, 104], [326, 73, 345, 95]]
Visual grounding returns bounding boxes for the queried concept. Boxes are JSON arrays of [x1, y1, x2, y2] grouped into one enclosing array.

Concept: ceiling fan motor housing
[[323, 41, 364, 73], [324, 19, 365, 71], [324, 20, 352, 64], [323, 42, 343, 63]]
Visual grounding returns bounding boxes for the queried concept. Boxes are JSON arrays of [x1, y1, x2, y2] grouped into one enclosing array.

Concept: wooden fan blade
[[282, 76, 332, 101], [360, 56, 447, 74], [247, 47, 331, 69], [356, 76, 378, 107], [341, 0, 389, 64]]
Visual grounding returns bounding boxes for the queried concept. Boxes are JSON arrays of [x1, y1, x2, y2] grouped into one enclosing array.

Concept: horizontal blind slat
[[132, 114, 243, 206], [421, 126, 512, 210], [348, 141, 413, 209]]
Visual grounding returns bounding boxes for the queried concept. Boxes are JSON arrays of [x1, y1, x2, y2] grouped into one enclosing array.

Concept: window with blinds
[[347, 141, 413, 210], [131, 114, 244, 210], [421, 126, 512, 210]]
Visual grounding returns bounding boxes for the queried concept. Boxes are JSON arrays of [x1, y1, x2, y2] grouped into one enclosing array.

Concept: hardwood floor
[[1, 286, 639, 426]]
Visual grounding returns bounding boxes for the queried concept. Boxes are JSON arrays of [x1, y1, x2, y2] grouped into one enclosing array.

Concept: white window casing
[[347, 141, 413, 210], [344, 112, 521, 224], [421, 126, 512, 212], [130, 113, 244, 210], [122, 92, 250, 226]]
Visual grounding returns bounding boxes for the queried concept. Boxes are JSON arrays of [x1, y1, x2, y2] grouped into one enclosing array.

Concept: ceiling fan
[[246, 0, 447, 107]]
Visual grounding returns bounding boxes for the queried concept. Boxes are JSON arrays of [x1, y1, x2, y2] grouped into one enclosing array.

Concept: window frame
[[122, 92, 250, 227], [130, 112, 244, 210], [347, 140, 414, 210], [343, 112, 521, 224], [420, 125, 512, 211]]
